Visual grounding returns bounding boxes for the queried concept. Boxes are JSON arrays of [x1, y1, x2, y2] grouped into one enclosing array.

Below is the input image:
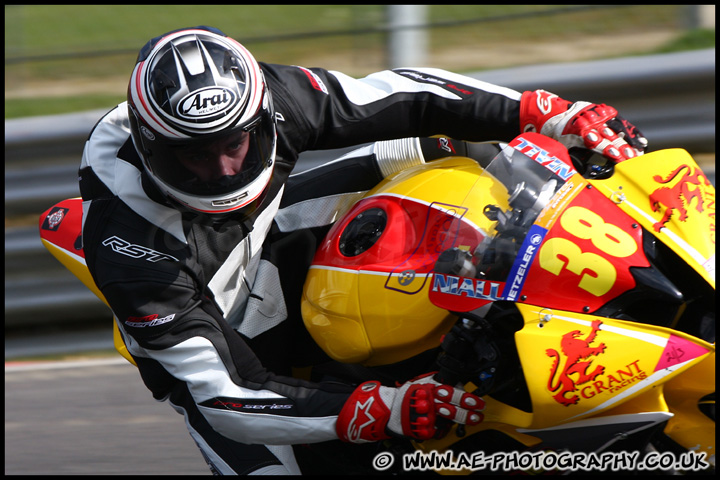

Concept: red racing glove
[[336, 374, 484, 443], [520, 89, 648, 163]]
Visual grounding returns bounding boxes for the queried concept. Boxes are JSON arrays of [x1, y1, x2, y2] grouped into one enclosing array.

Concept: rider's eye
[[231, 132, 249, 150]]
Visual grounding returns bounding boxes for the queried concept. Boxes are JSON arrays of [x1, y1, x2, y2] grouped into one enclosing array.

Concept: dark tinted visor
[[145, 108, 275, 196]]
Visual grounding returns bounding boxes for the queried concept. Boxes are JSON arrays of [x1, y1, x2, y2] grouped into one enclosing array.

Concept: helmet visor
[[146, 107, 275, 197]]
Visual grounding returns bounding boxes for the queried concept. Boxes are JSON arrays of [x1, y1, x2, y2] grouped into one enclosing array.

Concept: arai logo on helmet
[[140, 126, 155, 141], [177, 86, 238, 119]]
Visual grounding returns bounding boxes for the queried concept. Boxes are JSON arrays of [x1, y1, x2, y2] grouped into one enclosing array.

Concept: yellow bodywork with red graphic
[[38, 198, 136, 366], [302, 157, 498, 366], [593, 149, 715, 289], [301, 139, 715, 465], [418, 309, 714, 462]]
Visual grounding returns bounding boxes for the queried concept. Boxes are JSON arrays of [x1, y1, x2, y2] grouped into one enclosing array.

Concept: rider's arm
[[264, 64, 645, 165], [280, 137, 497, 210], [275, 136, 497, 236], [263, 63, 522, 155]]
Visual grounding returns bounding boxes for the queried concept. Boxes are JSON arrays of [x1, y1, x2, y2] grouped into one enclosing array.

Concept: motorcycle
[[299, 132, 715, 474], [40, 132, 714, 474]]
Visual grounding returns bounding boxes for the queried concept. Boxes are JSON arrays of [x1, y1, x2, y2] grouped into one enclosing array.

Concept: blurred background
[[4, 5, 716, 352], [5, 5, 715, 117]]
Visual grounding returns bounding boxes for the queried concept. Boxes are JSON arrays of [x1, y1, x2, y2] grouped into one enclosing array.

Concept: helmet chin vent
[[212, 193, 248, 207]]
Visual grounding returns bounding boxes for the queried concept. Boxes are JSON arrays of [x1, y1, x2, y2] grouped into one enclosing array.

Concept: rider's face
[[175, 131, 250, 182]]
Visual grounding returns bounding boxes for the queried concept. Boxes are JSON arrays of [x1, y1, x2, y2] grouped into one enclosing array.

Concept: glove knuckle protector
[[520, 89, 647, 163], [336, 376, 485, 443]]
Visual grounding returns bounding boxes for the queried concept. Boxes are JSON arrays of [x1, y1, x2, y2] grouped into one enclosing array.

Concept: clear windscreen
[[429, 135, 577, 312]]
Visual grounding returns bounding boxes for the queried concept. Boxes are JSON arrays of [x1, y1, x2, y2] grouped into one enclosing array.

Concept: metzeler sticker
[[502, 224, 546, 301]]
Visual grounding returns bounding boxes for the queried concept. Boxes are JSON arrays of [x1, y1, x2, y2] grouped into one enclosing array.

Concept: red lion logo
[[546, 320, 606, 406], [649, 164, 711, 232]]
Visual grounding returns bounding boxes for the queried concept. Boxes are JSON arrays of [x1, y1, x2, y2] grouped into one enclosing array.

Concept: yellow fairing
[[590, 149, 715, 460], [592, 149, 715, 289], [302, 270, 456, 365], [302, 157, 500, 366], [41, 238, 106, 302], [512, 305, 713, 428], [419, 305, 714, 460], [301, 268, 370, 363], [371, 156, 509, 217], [40, 237, 136, 366], [662, 350, 715, 461]]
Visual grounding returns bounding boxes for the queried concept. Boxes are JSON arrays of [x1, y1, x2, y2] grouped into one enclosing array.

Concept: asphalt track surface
[[5, 357, 212, 475]]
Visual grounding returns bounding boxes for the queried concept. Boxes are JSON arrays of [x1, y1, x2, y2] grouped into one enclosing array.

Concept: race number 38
[[539, 206, 638, 296]]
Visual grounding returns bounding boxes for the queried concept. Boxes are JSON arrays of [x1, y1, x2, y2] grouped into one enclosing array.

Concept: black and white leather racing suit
[[79, 63, 522, 475]]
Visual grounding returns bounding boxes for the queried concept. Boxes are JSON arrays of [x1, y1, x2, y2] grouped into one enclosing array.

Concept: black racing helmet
[[127, 26, 276, 217]]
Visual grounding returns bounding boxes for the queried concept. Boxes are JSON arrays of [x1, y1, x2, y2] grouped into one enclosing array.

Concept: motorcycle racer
[[78, 26, 647, 474]]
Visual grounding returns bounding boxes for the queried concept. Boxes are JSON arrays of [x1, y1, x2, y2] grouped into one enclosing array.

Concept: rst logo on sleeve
[[102, 235, 178, 262]]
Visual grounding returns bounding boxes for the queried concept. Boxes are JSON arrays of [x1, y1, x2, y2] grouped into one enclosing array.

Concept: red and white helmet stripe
[[128, 28, 266, 139], [126, 27, 276, 218]]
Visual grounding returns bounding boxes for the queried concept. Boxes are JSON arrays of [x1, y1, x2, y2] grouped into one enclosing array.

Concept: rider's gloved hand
[[520, 89, 648, 163], [336, 374, 484, 443]]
